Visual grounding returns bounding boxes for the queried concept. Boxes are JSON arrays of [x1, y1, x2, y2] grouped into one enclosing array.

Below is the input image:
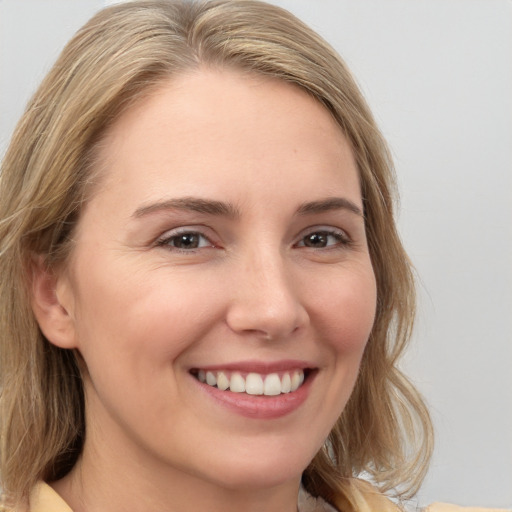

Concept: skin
[[33, 68, 377, 512]]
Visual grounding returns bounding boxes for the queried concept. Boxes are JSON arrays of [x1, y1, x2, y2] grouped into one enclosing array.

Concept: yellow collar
[[29, 482, 73, 512]]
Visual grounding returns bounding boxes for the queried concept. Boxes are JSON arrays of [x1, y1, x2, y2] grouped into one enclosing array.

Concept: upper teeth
[[196, 370, 305, 396]]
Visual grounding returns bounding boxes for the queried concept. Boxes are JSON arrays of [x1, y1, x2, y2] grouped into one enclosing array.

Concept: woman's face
[[54, 69, 376, 490]]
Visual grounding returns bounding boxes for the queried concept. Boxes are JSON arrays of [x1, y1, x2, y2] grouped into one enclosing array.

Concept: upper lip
[[189, 359, 314, 374]]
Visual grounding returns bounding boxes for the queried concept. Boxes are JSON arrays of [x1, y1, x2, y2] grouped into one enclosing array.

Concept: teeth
[[230, 372, 245, 393], [206, 371, 217, 386], [281, 373, 291, 393], [290, 370, 304, 392], [245, 373, 264, 395], [217, 371, 230, 391], [196, 369, 305, 395], [263, 373, 282, 396]]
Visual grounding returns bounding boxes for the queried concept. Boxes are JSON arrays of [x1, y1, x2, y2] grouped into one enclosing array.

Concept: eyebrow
[[132, 195, 363, 220], [132, 197, 241, 219], [297, 197, 363, 217]]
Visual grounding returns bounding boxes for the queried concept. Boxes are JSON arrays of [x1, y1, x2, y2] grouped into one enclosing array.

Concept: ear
[[30, 255, 78, 349]]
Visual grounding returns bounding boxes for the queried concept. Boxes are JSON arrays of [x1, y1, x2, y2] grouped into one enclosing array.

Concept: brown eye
[[171, 233, 201, 249], [297, 230, 349, 249], [159, 231, 211, 250], [303, 232, 329, 248]]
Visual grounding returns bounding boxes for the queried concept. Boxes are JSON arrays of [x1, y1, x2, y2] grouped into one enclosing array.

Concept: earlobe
[[30, 255, 77, 349]]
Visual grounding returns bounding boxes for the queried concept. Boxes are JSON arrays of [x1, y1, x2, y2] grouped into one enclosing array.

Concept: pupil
[[305, 232, 327, 247], [176, 233, 199, 249]]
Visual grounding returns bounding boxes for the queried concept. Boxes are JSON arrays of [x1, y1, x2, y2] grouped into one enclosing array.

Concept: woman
[[0, 1, 434, 510]]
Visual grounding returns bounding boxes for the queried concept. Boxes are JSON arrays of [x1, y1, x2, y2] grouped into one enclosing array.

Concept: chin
[[207, 467, 301, 492], [195, 444, 314, 492]]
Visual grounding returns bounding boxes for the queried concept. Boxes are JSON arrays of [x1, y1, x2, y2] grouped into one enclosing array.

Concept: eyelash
[[156, 226, 351, 253]]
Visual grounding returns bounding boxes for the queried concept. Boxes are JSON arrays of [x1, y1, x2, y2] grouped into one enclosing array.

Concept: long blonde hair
[[0, 0, 432, 508]]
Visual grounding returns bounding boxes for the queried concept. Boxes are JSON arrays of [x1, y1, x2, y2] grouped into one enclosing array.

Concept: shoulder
[[329, 479, 401, 512], [28, 482, 72, 512], [424, 504, 511, 512], [338, 480, 511, 512]]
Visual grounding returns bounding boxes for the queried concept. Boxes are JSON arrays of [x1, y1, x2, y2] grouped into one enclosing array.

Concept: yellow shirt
[[332, 479, 511, 512], [27, 481, 511, 512], [29, 483, 72, 512]]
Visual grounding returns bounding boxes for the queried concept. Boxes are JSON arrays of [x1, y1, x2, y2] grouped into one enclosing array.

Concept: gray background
[[1, 0, 511, 508]]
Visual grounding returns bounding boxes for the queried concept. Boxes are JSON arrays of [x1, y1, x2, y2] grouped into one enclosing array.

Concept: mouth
[[190, 368, 311, 396]]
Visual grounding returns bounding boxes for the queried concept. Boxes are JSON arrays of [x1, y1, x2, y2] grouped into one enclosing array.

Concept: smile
[[192, 369, 306, 396]]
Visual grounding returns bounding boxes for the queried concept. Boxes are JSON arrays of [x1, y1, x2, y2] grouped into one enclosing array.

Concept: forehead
[[88, 68, 361, 216]]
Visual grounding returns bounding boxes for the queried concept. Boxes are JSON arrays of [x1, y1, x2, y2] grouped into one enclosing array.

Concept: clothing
[[29, 482, 72, 512], [27, 481, 367, 512], [27, 481, 346, 512], [27, 481, 511, 512], [425, 506, 511, 512]]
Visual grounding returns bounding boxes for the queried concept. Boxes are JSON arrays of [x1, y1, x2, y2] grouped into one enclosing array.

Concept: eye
[[157, 231, 213, 250], [296, 229, 350, 249]]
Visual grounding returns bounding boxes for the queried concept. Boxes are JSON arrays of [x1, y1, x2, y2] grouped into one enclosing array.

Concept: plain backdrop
[[1, 0, 511, 509]]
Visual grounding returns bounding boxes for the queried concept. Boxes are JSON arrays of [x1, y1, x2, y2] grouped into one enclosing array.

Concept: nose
[[225, 250, 309, 341]]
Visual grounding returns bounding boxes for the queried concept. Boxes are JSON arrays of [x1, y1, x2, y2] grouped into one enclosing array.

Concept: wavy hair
[[0, 1, 432, 508]]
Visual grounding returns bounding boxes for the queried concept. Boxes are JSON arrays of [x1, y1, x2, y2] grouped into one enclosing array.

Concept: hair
[[0, 0, 433, 509]]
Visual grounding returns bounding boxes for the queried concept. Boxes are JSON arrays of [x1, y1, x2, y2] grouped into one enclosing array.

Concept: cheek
[[301, 265, 377, 443], [312, 265, 377, 355], [70, 267, 223, 431], [70, 259, 221, 373]]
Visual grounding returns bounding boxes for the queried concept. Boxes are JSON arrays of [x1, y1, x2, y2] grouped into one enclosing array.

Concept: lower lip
[[194, 373, 315, 420]]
